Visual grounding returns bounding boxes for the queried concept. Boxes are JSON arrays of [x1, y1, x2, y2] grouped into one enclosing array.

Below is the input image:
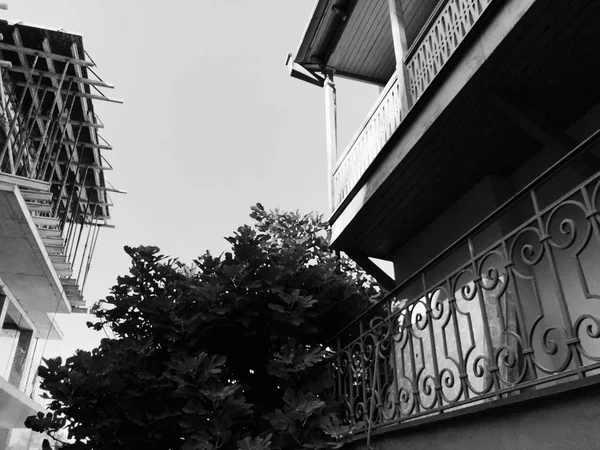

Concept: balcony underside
[[331, 0, 600, 260], [0, 183, 68, 340]]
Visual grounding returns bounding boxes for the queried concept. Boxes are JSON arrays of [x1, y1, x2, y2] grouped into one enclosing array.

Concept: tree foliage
[[26, 204, 380, 449]]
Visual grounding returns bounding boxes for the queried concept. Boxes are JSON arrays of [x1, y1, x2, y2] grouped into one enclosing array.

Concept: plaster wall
[[350, 381, 600, 450]]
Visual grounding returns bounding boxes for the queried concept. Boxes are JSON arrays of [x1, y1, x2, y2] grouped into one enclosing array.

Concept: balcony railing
[[333, 73, 403, 209], [331, 0, 496, 211], [330, 130, 600, 438]]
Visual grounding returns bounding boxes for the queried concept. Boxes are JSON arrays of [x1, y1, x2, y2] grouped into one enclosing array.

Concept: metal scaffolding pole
[[39, 89, 77, 181], [30, 61, 70, 174], [54, 125, 83, 217], [81, 224, 100, 292], [0, 56, 39, 170]]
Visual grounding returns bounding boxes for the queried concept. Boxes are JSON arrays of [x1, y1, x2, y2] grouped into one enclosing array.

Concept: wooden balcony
[[332, 0, 496, 212], [319, 0, 600, 262]]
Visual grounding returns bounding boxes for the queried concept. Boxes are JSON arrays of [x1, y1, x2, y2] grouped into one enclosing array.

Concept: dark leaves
[[26, 205, 379, 449]]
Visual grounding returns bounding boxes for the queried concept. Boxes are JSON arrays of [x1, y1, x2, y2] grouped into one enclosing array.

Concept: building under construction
[[0, 18, 120, 447]]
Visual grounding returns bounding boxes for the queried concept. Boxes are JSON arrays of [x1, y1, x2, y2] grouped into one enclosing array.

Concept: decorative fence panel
[[406, 0, 494, 101]]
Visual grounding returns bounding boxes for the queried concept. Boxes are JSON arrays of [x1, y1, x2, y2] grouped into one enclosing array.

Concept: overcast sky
[[8, 0, 378, 359]]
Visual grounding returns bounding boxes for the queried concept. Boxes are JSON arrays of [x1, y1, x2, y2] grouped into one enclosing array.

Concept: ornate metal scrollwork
[[330, 153, 600, 436]]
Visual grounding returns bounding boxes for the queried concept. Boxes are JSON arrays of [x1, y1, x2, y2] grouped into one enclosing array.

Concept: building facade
[[0, 19, 119, 448], [290, 1, 600, 449]]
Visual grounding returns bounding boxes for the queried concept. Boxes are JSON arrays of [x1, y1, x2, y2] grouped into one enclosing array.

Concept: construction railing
[[0, 24, 121, 309]]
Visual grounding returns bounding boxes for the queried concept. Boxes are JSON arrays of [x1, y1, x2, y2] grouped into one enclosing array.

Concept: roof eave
[[293, 0, 332, 67]]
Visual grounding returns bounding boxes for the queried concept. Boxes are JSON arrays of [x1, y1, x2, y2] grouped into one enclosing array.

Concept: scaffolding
[[0, 20, 122, 311]]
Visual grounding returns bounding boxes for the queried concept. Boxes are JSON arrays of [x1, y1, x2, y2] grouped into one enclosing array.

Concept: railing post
[[387, 0, 412, 112], [324, 70, 338, 214]]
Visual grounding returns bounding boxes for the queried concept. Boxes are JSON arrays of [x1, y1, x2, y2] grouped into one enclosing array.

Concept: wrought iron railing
[[331, 0, 496, 211], [331, 130, 600, 437]]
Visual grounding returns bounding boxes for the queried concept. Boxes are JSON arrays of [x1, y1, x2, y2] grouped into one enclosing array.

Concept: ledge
[[0, 183, 69, 340]]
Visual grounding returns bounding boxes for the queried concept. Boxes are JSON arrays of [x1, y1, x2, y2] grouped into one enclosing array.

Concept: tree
[[26, 204, 381, 449]]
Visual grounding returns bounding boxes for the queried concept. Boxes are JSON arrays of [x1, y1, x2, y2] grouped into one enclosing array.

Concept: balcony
[[333, 0, 496, 211], [0, 21, 120, 329], [314, 0, 600, 263], [330, 131, 600, 441]]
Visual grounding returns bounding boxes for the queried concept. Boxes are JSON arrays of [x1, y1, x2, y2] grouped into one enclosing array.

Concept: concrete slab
[[0, 184, 70, 340], [0, 377, 44, 429]]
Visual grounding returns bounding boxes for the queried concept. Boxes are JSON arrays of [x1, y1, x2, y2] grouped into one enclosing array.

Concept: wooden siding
[[403, 0, 440, 47], [324, 0, 441, 83], [329, 0, 395, 83]]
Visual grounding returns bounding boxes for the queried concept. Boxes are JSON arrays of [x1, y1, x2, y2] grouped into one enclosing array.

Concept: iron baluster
[[446, 276, 470, 401], [468, 237, 501, 397], [530, 190, 583, 375], [421, 273, 444, 410], [54, 126, 83, 217], [387, 302, 401, 421], [76, 207, 96, 285]]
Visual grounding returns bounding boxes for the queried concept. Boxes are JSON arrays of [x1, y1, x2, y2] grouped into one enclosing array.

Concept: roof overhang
[[291, 0, 359, 85], [294, 0, 335, 69], [290, 0, 444, 87]]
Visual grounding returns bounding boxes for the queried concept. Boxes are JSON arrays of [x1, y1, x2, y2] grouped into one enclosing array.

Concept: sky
[[7, 0, 379, 360]]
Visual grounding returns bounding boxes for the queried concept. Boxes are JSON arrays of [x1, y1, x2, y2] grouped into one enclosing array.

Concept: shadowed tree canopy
[[26, 204, 381, 450]]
